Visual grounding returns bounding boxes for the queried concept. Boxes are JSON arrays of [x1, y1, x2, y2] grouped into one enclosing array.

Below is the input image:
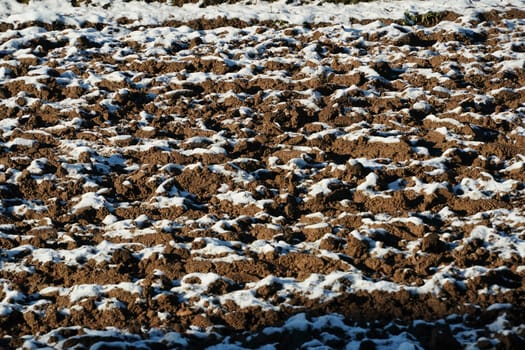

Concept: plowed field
[[0, 1, 524, 349]]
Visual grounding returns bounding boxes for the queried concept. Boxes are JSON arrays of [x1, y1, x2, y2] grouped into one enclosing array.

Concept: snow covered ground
[[0, 0, 523, 26], [0, 0, 524, 349]]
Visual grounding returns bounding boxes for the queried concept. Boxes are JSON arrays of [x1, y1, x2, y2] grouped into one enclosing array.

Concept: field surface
[[0, 0, 524, 349]]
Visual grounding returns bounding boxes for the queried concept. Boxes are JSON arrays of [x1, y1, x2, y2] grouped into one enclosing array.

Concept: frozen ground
[[0, 0, 524, 349], [0, 0, 524, 27]]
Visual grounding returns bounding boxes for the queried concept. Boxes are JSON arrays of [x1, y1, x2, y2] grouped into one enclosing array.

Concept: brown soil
[[0, 5, 524, 349]]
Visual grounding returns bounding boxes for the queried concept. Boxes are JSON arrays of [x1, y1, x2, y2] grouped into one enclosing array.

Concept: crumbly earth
[[0, 5, 524, 350]]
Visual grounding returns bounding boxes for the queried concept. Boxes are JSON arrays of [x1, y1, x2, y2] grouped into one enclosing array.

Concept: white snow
[[0, 0, 524, 347], [71, 191, 111, 213]]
